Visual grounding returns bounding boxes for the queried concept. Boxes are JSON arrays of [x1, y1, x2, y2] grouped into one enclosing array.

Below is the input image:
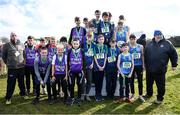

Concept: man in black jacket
[[144, 30, 178, 104], [2, 32, 27, 105]]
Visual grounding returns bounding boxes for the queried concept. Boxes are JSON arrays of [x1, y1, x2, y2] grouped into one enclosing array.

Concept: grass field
[[0, 48, 179, 114]]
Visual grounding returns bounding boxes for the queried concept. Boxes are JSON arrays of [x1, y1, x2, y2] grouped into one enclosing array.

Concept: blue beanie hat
[[154, 30, 162, 37]]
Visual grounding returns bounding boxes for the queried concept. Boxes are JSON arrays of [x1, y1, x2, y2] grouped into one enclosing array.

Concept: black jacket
[[2, 41, 25, 69], [144, 38, 178, 73]]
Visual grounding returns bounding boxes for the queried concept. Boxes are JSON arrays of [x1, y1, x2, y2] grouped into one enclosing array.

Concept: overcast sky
[[0, 0, 180, 42]]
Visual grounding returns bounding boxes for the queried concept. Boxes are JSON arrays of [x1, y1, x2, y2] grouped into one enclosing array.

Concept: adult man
[[2, 32, 27, 105], [144, 30, 178, 104]]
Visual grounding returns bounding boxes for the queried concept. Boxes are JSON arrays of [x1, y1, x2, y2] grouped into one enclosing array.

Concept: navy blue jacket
[[144, 38, 178, 73]]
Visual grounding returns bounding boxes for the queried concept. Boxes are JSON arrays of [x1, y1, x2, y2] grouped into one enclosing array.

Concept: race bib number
[[108, 57, 116, 63], [101, 27, 109, 33], [133, 53, 141, 59], [96, 53, 104, 59], [122, 62, 131, 69]]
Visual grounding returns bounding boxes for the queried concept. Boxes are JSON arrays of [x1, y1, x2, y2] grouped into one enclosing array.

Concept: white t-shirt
[[52, 54, 67, 65]]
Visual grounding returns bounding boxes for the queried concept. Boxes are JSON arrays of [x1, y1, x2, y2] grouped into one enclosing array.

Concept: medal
[[75, 27, 82, 40], [85, 43, 94, 56], [97, 45, 104, 59], [41, 57, 47, 63], [10, 42, 20, 57], [58, 55, 63, 65], [72, 49, 80, 59], [108, 48, 116, 63], [101, 22, 109, 33], [15, 51, 20, 57]]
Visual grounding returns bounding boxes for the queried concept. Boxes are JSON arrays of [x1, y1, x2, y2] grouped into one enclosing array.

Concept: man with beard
[[2, 32, 27, 105]]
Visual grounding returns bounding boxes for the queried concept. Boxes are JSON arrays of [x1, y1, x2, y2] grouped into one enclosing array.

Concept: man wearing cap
[[144, 30, 178, 104], [2, 32, 27, 105]]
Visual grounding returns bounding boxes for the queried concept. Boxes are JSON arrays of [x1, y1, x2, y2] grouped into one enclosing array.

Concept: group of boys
[[3, 10, 149, 105], [22, 10, 146, 105]]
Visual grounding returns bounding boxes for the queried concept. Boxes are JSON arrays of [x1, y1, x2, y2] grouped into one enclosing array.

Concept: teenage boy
[[129, 34, 145, 102], [115, 21, 128, 49], [83, 17, 89, 32], [68, 38, 85, 105], [68, 17, 86, 47], [116, 43, 134, 103], [51, 44, 68, 103], [105, 39, 119, 99], [100, 12, 113, 46], [83, 31, 96, 101], [32, 47, 52, 104], [118, 15, 130, 36], [25, 36, 36, 95], [47, 37, 57, 62], [93, 34, 108, 102], [91, 10, 101, 42]]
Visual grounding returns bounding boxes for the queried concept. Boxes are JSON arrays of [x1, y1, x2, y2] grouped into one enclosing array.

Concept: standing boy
[[94, 34, 108, 102], [68, 17, 86, 47], [25, 36, 36, 95], [129, 34, 145, 102], [68, 38, 85, 105], [83, 31, 96, 101], [100, 12, 113, 46], [106, 39, 119, 99], [51, 44, 68, 103], [116, 43, 134, 103]]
